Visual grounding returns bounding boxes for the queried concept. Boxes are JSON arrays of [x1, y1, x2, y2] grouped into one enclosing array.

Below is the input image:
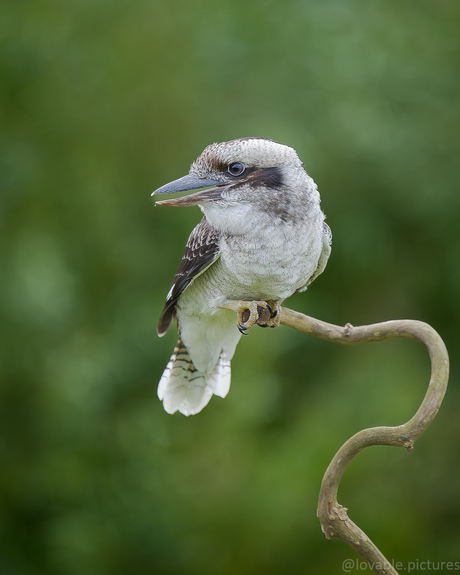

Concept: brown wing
[[157, 217, 221, 336]]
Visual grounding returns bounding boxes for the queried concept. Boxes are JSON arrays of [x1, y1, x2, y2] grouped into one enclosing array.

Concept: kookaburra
[[152, 137, 331, 416]]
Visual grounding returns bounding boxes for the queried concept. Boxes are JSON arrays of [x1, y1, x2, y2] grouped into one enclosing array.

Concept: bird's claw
[[259, 300, 281, 328], [238, 322, 249, 335], [221, 299, 281, 334]]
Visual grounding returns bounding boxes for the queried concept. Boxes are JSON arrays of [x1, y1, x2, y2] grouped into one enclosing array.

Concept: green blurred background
[[1, 1, 459, 573]]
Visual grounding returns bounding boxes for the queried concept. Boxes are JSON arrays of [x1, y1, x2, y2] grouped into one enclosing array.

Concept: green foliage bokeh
[[1, 1, 459, 573]]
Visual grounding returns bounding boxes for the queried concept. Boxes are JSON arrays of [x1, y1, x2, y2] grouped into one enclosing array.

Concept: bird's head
[[152, 138, 319, 231]]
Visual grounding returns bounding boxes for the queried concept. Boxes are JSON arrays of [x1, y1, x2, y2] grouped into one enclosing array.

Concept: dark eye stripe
[[246, 167, 283, 190]]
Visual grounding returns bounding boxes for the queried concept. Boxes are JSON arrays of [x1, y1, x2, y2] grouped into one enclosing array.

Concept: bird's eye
[[227, 162, 245, 177]]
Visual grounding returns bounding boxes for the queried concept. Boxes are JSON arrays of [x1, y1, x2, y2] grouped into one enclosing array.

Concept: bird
[[152, 137, 331, 416]]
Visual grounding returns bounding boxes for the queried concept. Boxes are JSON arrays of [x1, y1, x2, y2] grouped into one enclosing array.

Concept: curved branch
[[219, 301, 449, 574], [280, 307, 450, 575]]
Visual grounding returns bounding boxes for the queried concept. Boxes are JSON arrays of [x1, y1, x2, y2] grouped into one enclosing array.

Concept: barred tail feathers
[[158, 339, 231, 416]]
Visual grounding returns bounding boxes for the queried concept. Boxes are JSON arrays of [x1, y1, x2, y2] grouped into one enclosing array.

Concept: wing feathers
[[157, 217, 220, 336]]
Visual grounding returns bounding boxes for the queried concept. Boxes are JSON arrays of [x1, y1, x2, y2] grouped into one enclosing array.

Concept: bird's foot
[[257, 300, 281, 329], [221, 299, 281, 335]]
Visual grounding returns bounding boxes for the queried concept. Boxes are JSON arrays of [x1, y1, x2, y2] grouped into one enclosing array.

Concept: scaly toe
[[262, 300, 281, 327], [256, 305, 271, 324], [255, 300, 281, 327], [219, 300, 277, 333]]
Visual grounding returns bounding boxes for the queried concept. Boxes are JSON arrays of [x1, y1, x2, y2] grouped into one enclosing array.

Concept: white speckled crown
[[191, 137, 303, 172]]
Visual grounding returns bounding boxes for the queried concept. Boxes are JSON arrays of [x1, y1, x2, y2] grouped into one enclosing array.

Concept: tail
[[158, 339, 231, 416]]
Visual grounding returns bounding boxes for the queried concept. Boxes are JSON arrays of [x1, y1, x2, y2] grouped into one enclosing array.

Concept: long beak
[[151, 174, 227, 207]]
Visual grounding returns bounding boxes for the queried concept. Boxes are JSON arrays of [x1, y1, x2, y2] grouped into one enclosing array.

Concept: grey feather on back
[[157, 217, 220, 336]]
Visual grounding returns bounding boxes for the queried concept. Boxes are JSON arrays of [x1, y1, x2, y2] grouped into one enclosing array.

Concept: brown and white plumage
[[153, 138, 331, 416], [157, 218, 220, 337]]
